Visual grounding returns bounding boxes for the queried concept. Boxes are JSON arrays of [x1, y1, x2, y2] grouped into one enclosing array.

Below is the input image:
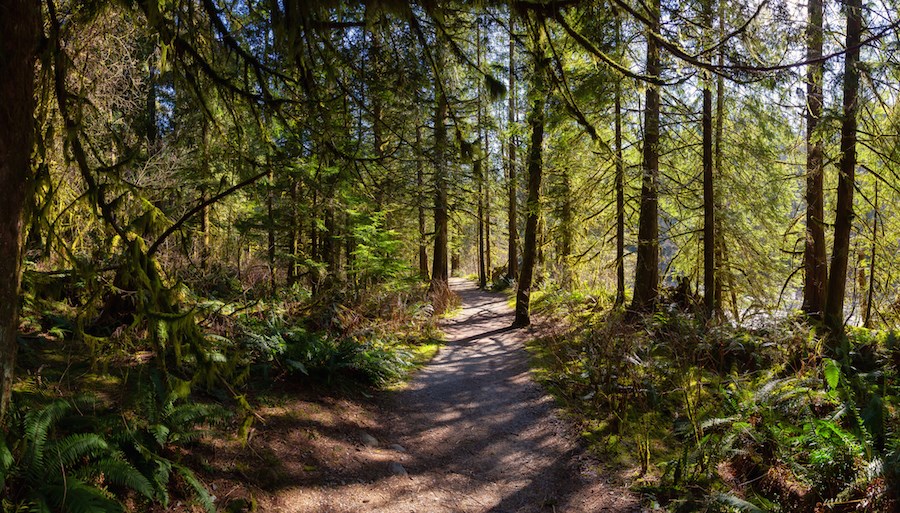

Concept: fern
[[173, 463, 214, 513], [44, 478, 123, 513], [108, 385, 222, 510], [23, 399, 71, 475], [0, 436, 13, 491], [51, 433, 109, 469], [1, 399, 163, 512], [91, 458, 155, 500], [712, 492, 766, 513]]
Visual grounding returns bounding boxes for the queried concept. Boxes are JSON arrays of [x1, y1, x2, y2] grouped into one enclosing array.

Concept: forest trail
[[258, 278, 641, 512]]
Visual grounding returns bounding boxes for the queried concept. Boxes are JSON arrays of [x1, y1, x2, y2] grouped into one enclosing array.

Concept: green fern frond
[[151, 457, 173, 505], [700, 415, 739, 432], [173, 463, 214, 513], [166, 403, 223, 431], [23, 400, 73, 476], [0, 435, 14, 491], [93, 458, 155, 500], [46, 478, 124, 513], [27, 499, 52, 513], [51, 434, 109, 469], [712, 492, 766, 513], [148, 424, 171, 447]]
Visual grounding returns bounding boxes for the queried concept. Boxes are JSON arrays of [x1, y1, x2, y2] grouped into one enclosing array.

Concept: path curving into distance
[[269, 278, 641, 512]]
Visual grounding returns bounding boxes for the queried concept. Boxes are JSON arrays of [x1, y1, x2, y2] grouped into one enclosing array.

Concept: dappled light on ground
[[242, 278, 640, 512]]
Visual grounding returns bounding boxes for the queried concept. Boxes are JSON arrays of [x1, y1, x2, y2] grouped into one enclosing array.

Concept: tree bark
[[287, 175, 301, 286], [513, 14, 547, 328], [477, 158, 487, 288], [267, 169, 277, 294], [702, 0, 716, 319], [803, 0, 828, 319], [558, 169, 573, 287], [506, 8, 519, 282], [416, 127, 429, 280], [430, 45, 450, 289], [477, 21, 487, 289], [865, 181, 877, 328], [824, 0, 862, 344], [480, 23, 492, 285], [0, 0, 40, 422], [322, 167, 341, 289], [484, 137, 492, 282], [630, 0, 661, 314], [614, 12, 626, 307]]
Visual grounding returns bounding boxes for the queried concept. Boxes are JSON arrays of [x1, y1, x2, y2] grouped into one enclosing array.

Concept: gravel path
[[266, 278, 641, 512]]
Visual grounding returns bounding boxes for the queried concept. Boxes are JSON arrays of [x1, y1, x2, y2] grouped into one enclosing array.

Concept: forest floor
[[197, 278, 642, 512]]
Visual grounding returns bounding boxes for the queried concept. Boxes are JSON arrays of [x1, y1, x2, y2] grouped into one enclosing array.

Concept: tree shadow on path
[[248, 278, 643, 512]]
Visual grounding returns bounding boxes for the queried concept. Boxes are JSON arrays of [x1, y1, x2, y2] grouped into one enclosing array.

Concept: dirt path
[[245, 278, 641, 512]]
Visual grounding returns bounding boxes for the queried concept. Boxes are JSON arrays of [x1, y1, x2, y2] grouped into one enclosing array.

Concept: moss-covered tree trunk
[[287, 175, 301, 286], [506, 8, 519, 282], [477, 157, 487, 289], [416, 127, 429, 280], [630, 0, 661, 314], [476, 22, 487, 290], [513, 14, 547, 328], [702, 0, 716, 319], [484, 135, 492, 282], [430, 46, 450, 289], [804, 0, 827, 319], [614, 12, 626, 307], [825, 0, 861, 343], [0, 0, 40, 422]]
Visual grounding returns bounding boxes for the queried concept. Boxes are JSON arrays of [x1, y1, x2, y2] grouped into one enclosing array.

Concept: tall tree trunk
[[484, 136, 492, 282], [0, 0, 39, 423], [506, 7, 519, 282], [430, 46, 450, 289], [804, 0, 828, 318], [147, 67, 158, 147], [416, 127, 429, 280], [477, 158, 487, 288], [200, 188, 210, 269], [630, 0, 661, 314], [370, 11, 386, 209], [714, 0, 727, 319], [614, 13, 626, 307], [558, 169, 573, 287], [476, 21, 487, 289], [702, 0, 716, 319], [513, 14, 547, 328], [344, 211, 355, 287], [824, 0, 862, 343], [310, 189, 319, 262], [480, 23, 492, 285], [865, 181, 877, 328], [267, 169, 277, 294], [199, 120, 210, 270], [322, 173, 341, 288], [287, 175, 301, 286]]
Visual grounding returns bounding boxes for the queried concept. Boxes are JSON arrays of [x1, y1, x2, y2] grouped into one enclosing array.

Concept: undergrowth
[[10, 267, 448, 511], [528, 288, 900, 512]]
